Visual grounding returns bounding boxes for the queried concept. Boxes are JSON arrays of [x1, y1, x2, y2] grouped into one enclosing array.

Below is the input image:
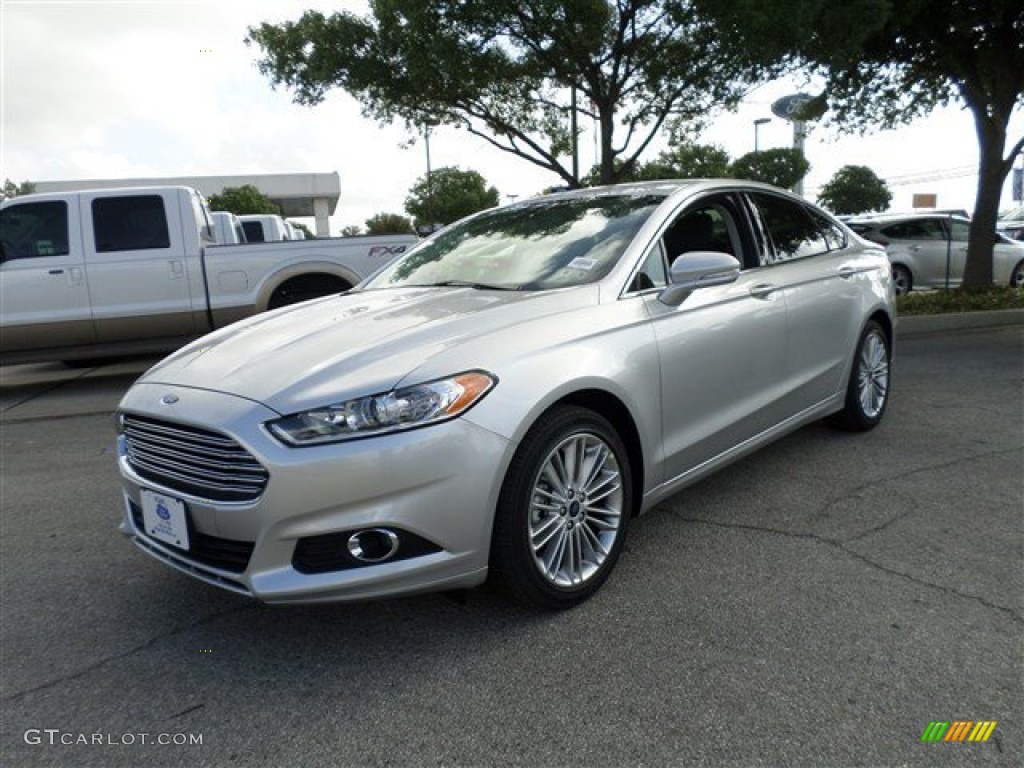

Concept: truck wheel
[[268, 275, 351, 309]]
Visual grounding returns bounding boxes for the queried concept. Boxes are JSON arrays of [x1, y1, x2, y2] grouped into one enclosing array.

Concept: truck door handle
[[838, 266, 855, 279], [749, 283, 777, 299], [48, 269, 65, 275]]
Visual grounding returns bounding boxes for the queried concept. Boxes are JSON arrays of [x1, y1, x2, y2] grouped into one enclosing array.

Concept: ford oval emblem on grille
[[161, 394, 179, 405]]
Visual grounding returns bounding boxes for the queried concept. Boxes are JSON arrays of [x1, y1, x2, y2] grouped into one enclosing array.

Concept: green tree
[[693, 0, 1023, 288], [288, 220, 314, 238], [208, 184, 282, 215], [1, 179, 35, 201], [729, 148, 809, 190], [404, 167, 499, 227], [247, 1, 776, 187], [817, 165, 892, 215], [640, 142, 732, 180], [339, 224, 363, 237], [365, 213, 415, 235]]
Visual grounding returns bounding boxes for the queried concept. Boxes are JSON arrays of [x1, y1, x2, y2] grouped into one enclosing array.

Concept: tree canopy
[[208, 185, 282, 216], [1, 179, 35, 201], [728, 148, 810, 191], [404, 167, 500, 227], [247, 1, 775, 187], [817, 165, 891, 216], [365, 212, 415, 235], [694, 0, 1024, 288]]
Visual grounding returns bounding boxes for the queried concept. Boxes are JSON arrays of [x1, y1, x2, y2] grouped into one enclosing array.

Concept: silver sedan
[[117, 180, 894, 609]]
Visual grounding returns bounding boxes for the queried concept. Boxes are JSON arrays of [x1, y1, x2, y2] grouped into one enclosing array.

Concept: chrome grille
[[122, 414, 268, 502]]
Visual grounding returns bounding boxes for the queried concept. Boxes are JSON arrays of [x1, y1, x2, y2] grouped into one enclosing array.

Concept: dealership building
[[32, 172, 341, 237]]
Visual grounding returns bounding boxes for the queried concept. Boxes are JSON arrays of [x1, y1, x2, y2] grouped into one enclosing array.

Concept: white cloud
[[2, 0, 1021, 234]]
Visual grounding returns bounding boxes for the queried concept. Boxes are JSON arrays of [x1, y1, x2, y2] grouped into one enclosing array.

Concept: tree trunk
[[963, 102, 1011, 289], [598, 104, 616, 185]]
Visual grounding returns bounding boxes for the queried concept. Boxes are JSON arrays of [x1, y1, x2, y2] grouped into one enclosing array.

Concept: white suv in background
[[847, 213, 1024, 294]]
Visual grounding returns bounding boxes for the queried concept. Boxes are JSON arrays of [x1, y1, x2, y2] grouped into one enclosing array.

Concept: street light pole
[[753, 117, 771, 152]]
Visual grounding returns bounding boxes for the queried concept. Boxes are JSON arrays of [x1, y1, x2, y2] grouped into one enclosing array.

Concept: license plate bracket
[[140, 489, 190, 550]]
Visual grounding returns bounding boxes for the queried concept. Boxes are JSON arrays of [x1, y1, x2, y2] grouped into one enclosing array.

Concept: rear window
[[0, 200, 69, 259], [92, 195, 170, 252], [879, 220, 945, 240], [241, 221, 265, 242]]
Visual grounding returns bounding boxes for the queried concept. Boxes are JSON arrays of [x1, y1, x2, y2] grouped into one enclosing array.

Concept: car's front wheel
[[831, 320, 891, 432], [490, 405, 632, 609]]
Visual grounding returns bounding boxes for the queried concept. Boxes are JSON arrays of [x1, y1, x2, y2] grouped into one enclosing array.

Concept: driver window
[[662, 203, 741, 266]]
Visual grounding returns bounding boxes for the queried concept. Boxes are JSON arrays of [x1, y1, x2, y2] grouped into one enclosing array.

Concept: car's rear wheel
[[490, 405, 632, 609], [891, 264, 912, 296], [1010, 260, 1024, 289], [831, 320, 891, 432]]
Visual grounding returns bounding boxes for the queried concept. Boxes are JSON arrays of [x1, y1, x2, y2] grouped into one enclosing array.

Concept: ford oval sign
[[770, 93, 825, 122]]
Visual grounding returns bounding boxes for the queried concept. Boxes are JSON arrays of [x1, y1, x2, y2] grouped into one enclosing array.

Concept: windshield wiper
[[419, 280, 521, 291]]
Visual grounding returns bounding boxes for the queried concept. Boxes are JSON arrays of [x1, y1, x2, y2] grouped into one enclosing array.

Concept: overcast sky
[[3, 0, 1022, 234]]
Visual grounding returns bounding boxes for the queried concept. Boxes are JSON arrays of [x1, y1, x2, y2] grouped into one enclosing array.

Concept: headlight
[[267, 370, 496, 446]]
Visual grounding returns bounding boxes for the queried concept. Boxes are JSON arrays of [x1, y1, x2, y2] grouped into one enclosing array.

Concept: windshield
[[364, 194, 662, 291]]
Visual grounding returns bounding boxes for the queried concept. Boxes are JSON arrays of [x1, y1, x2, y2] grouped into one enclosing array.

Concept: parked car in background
[[116, 180, 894, 609], [238, 214, 292, 242], [0, 186, 418, 364], [997, 206, 1024, 241], [211, 211, 247, 245], [846, 213, 1024, 294]]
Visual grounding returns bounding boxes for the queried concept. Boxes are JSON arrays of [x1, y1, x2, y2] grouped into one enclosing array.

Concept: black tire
[[490, 405, 633, 610], [891, 264, 912, 296], [268, 275, 351, 310], [830, 320, 891, 432], [1010, 260, 1024, 289]]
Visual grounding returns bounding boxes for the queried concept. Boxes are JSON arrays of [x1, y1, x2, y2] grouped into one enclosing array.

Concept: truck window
[[92, 195, 171, 252], [0, 201, 70, 259], [241, 220, 265, 242]]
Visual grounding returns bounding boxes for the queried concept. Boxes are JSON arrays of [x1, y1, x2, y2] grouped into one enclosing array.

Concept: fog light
[[347, 529, 400, 563]]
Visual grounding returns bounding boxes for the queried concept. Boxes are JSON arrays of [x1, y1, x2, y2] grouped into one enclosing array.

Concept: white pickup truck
[[0, 186, 417, 364]]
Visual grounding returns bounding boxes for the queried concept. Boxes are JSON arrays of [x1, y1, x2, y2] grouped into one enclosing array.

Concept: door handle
[[749, 283, 777, 299], [48, 269, 65, 275], [838, 266, 856, 279], [911, 245, 922, 252]]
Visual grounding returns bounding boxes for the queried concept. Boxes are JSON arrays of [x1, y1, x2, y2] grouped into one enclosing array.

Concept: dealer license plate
[[140, 489, 190, 550]]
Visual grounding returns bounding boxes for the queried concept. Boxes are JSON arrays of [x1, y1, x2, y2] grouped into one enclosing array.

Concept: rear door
[[81, 190, 198, 342], [0, 197, 96, 353], [744, 192, 868, 408]]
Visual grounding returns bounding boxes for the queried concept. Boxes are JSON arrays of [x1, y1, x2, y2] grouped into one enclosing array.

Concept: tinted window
[[949, 219, 970, 242], [629, 242, 668, 292], [242, 221, 265, 242], [93, 195, 170, 252], [879, 219, 945, 240], [0, 201, 69, 259], [749, 193, 829, 264], [811, 209, 847, 251]]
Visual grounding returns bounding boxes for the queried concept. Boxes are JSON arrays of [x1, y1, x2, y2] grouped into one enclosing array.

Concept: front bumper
[[117, 383, 511, 603]]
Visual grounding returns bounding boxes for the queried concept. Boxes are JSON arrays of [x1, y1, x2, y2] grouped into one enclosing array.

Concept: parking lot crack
[[672, 515, 1023, 625], [3, 605, 253, 703]]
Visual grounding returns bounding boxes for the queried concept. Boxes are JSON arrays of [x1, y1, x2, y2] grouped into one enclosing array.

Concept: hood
[[140, 286, 598, 414]]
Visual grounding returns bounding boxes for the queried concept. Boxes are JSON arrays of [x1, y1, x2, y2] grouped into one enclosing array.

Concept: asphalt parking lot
[[1, 326, 1021, 767]]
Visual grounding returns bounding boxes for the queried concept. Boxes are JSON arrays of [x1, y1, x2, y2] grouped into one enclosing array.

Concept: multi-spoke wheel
[[831, 320, 891, 431], [491, 405, 632, 609]]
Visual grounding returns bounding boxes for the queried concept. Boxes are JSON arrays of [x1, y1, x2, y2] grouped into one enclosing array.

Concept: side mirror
[[658, 251, 741, 306]]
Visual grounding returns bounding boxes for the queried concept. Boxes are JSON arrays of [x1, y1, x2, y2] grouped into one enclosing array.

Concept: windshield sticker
[[567, 257, 598, 271]]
